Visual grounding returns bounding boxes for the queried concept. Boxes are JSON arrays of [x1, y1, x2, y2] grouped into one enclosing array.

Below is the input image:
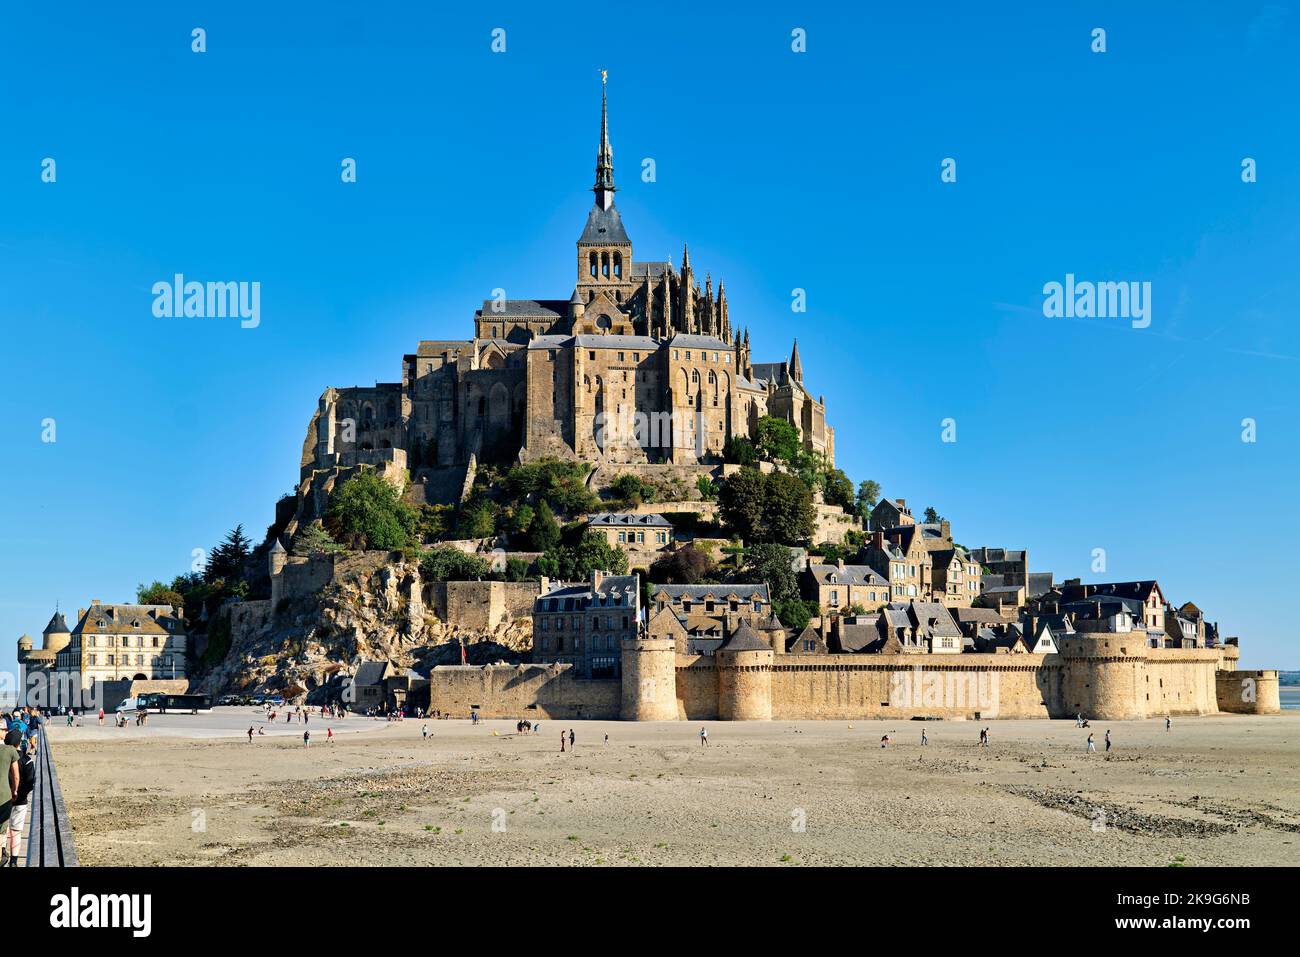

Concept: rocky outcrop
[[199, 557, 533, 700]]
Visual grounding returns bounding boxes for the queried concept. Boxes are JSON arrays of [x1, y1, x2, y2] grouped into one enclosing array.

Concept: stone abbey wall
[[425, 580, 539, 632], [1216, 669, 1282, 715]]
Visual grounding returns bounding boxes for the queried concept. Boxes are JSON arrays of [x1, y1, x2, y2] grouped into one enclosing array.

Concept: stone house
[[800, 559, 889, 615], [929, 546, 982, 608], [532, 571, 640, 679], [1058, 579, 1166, 630], [587, 512, 673, 550], [649, 583, 772, 653], [862, 528, 932, 601], [868, 497, 914, 531]]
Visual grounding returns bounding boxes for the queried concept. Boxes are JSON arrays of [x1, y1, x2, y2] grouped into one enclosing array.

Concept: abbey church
[[299, 80, 833, 512]]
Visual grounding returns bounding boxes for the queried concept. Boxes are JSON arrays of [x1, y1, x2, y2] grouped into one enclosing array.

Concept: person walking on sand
[[881, 734, 890, 749], [604, 733, 609, 744], [921, 728, 928, 746], [303, 730, 310, 748], [1104, 729, 1112, 753], [568, 728, 575, 752], [699, 727, 708, 747], [422, 724, 429, 740], [98, 707, 104, 726], [248, 726, 254, 743], [560, 730, 566, 753], [1086, 733, 1095, 754], [326, 727, 333, 744], [1166, 715, 1171, 732]]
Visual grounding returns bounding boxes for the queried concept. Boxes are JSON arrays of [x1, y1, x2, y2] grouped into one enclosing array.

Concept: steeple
[[790, 339, 804, 384], [593, 70, 616, 211]]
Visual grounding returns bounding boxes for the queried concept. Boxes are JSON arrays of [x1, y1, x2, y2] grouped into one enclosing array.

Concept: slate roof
[[1026, 572, 1054, 598], [667, 334, 730, 351], [43, 611, 70, 634], [718, 619, 772, 653], [527, 335, 573, 350], [806, 563, 887, 587], [535, 574, 639, 612], [630, 261, 671, 278], [353, 660, 391, 688], [653, 583, 770, 602], [573, 335, 659, 350], [73, 604, 180, 636], [578, 204, 630, 244], [476, 299, 568, 319], [587, 512, 672, 528]]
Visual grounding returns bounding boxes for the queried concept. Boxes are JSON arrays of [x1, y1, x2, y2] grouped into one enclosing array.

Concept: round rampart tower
[[621, 635, 678, 720], [716, 620, 773, 721], [1057, 633, 1149, 720]]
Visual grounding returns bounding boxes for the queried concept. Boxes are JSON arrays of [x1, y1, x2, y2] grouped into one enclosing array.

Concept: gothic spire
[[593, 71, 616, 210], [790, 339, 804, 384]]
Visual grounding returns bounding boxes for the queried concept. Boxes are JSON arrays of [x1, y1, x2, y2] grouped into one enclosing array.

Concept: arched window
[[613, 252, 623, 278], [589, 252, 598, 278], [601, 252, 610, 278], [691, 369, 699, 384]]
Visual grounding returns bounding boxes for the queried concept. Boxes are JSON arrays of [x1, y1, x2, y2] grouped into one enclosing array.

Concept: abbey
[[298, 80, 833, 516]]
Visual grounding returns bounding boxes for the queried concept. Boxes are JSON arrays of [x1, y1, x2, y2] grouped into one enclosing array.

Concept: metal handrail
[[24, 726, 78, 867]]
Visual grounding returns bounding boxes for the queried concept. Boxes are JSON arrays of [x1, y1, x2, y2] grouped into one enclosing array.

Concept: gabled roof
[[43, 610, 70, 635], [353, 660, 392, 688], [653, 583, 770, 602], [573, 334, 658, 350], [667, 334, 729, 350]]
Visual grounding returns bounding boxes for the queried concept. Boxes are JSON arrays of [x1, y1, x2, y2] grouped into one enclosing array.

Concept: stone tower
[[620, 634, 677, 721], [269, 537, 287, 610], [1057, 634, 1148, 720], [716, 619, 774, 720], [42, 609, 71, 655]]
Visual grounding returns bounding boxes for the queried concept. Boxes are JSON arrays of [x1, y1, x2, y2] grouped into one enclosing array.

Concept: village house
[[929, 546, 982, 608], [862, 528, 933, 601], [800, 559, 890, 615], [648, 583, 773, 654], [868, 497, 915, 530], [586, 512, 673, 550], [1058, 579, 1166, 630], [532, 571, 640, 678]]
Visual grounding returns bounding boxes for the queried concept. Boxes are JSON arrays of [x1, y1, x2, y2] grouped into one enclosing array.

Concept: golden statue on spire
[[600, 69, 608, 84]]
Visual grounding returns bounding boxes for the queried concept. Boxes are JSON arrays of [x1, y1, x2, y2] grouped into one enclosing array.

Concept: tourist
[[881, 734, 890, 749], [303, 729, 311, 748], [98, 707, 105, 726], [1105, 729, 1112, 753], [978, 728, 986, 748], [247, 725, 254, 743], [569, 729, 575, 751], [1086, 733, 1095, 753], [604, 733, 609, 744], [699, 726, 708, 747], [560, 730, 566, 753], [1076, 713, 1082, 728], [1166, 716, 1172, 731], [921, 729, 928, 746], [422, 724, 429, 740], [0, 729, 20, 866], [326, 727, 334, 744], [4, 730, 33, 866]]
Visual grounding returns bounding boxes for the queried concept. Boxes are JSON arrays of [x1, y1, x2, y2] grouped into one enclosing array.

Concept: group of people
[[0, 707, 40, 867]]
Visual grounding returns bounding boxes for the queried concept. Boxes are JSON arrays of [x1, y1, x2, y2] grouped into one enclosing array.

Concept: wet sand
[[50, 712, 1300, 866]]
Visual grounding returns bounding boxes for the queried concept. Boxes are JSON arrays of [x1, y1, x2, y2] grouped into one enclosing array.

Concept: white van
[[115, 696, 140, 713]]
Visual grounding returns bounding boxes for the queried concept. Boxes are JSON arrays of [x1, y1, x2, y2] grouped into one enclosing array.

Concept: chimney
[[836, 558, 845, 570], [940, 519, 951, 540], [871, 531, 885, 550], [540, 576, 551, 595], [896, 499, 906, 508], [78, 608, 85, 621]]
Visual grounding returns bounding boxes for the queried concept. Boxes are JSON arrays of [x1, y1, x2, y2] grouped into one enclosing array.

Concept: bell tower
[[576, 71, 634, 303]]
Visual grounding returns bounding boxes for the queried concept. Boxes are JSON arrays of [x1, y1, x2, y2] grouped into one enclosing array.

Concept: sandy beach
[[50, 710, 1300, 866]]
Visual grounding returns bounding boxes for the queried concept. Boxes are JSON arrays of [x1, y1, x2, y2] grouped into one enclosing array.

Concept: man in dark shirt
[[0, 730, 22, 866]]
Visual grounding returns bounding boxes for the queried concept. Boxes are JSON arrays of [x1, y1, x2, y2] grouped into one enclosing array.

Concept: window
[[636, 532, 644, 543], [618, 352, 625, 361], [753, 601, 762, 612], [618, 531, 626, 543], [685, 351, 691, 360]]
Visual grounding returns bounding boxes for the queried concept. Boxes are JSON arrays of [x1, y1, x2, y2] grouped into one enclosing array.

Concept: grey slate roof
[[652, 583, 770, 602], [806, 563, 887, 587], [667, 334, 730, 350], [476, 299, 568, 319], [578, 204, 630, 244], [588, 512, 672, 528], [353, 660, 391, 688], [44, 611, 70, 634], [527, 335, 573, 350], [573, 334, 659, 350], [718, 619, 772, 653]]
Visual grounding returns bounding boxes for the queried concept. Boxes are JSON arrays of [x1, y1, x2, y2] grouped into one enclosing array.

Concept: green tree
[[722, 436, 757, 466], [754, 416, 801, 464], [136, 581, 185, 608], [696, 475, 718, 500], [923, 506, 944, 525], [775, 599, 820, 631], [291, 521, 342, 557], [324, 471, 417, 550], [204, 524, 252, 585], [856, 479, 881, 518], [740, 543, 799, 604], [458, 499, 497, 539], [563, 530, 628, 579], [420, 546, 491, 582], [529, 500, 562, 552], [718, 468, 767, 542], [822, 467, 855, 511], [763, 471, 815, 543], [504, 557, 534, 582], [648, 543, 717, 584]]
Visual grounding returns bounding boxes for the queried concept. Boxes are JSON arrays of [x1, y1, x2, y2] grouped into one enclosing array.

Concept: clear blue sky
[[2, 2, 1297, 671]]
